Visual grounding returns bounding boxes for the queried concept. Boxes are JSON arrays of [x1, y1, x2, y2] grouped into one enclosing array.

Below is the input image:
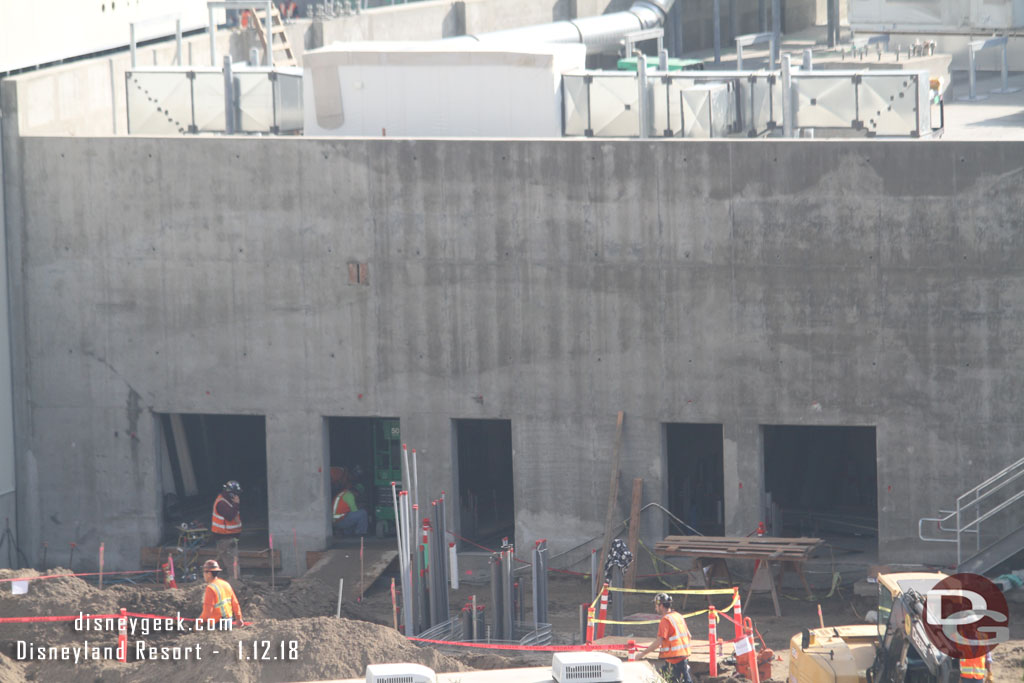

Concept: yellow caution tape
[[592, 605, 715, 625]]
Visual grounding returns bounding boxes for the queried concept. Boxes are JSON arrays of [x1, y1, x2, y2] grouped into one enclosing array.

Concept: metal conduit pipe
[[447, 0, 677, 55]]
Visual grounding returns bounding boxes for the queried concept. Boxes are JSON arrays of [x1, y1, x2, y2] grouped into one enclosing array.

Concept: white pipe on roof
[[447, 0, 678, 55]]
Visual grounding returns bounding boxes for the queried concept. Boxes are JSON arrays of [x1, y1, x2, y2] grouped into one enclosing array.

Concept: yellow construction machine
[[788, 572, 957, 683]]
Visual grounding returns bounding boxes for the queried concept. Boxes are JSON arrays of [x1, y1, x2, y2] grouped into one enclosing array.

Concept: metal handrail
[[918, 456, 1024, 565]]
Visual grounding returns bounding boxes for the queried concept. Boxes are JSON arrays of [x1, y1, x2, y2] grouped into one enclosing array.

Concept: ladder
[[250, 4, 297, 67], [919, 454, 1024, 574]]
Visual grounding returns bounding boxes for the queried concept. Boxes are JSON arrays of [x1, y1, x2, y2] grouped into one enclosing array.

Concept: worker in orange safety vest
[[199, 559, 242, 627], [959, 653, 989, 682], [636, 592, 692, 683], [211, 480, 242, 573], [332, 468, 369, 536]]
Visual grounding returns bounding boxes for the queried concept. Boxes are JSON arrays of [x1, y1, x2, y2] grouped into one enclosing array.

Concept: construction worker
[[211, 480, 242, 573], [959, 653, 988, 682], [199, 559, 242, 627], [637, 593, 692, 683], [332, 469, 369, 536]]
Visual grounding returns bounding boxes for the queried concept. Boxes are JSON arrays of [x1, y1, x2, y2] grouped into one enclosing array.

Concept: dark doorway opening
[[157, 413, 267, 540], [326, 417, 402, 538], [666, 423, 724, 536], [763, 425, 878, 547], [454, 419, 514, 548]]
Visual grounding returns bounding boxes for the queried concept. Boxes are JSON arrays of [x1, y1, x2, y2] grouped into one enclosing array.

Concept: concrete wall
[[3, 99, 1023, 571], [0, 100, 15, 570]]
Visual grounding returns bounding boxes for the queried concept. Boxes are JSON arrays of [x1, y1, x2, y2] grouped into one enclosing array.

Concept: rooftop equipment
[[365, 663, 436, 683], [551, 652, 624, 683], [447, 0, 677, 55]]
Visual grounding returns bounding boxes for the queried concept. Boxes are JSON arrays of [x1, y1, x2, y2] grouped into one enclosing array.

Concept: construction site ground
[[3, 552, 1024, 683]]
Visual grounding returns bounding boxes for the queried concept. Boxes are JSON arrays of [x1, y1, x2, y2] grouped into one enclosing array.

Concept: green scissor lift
[[372, 419, 402, 537]]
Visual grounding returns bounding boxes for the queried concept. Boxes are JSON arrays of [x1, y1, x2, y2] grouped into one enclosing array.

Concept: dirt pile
[[0, 568, 481, 682]]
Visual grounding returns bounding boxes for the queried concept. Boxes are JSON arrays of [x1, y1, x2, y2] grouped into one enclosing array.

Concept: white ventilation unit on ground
[[365, 663, 436, 683], [551, 652, 624, 683]]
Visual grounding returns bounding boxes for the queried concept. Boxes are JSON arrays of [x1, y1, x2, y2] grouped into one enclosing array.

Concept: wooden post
[[599, 412, 625, 571], [391, 578, 398, 630], [625, 478, 643, 589]]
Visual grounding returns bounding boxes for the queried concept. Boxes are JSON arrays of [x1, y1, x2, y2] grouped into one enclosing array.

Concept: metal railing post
[[771, 0, 781, 67], [175, 19, 183, 65], [802, 49, 813, 138], [991, 39, 1021, 95], [781, 53, 792, 137], [713, 0, 721, 64], [968, 44, 978, 100], [209, 7, 217, 66], [736, 33, 775, 71], [265, 1, 273, 67], [223, 55, 235, 134], [130, 24, 137, 68], [1001, 41, 1009, 92], [637, 53, 650, 138]]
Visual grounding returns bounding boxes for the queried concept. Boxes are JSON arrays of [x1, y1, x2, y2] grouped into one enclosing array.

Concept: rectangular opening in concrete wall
[[157, 413, 267, 545], [666, 423, 724, 536], [326, 417, 401, 539], [762, 425, 878, 553], [453, 418, 514, 549]]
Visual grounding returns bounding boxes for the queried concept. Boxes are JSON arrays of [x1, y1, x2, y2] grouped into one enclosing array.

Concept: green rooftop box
[[617, 56, 705, 71]]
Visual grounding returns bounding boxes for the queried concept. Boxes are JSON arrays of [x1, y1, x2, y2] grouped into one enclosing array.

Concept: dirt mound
[[0, 653, 23, 683], [0, 569, 480, 682]]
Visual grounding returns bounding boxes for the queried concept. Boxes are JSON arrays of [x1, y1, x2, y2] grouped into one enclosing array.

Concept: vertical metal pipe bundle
[[438, 493, 450, 621], [533, 540, 548, 626], [502, 547, 514, 640], [490, 554, 503, 640]]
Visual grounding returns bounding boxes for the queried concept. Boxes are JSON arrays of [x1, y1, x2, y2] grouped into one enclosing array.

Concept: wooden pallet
[[250, 5, 297, 67], [654, 535, 822, 561], [654, 536, 823, 617], [142, 545, 281, 570]]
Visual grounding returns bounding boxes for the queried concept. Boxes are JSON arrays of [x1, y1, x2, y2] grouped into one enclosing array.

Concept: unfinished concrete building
[[1, 0, 1023, 577]]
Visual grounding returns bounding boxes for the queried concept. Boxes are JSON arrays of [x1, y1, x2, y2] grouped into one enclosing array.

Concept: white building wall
[[850, 0, 1024, 32], [2, 0, 216, 74]]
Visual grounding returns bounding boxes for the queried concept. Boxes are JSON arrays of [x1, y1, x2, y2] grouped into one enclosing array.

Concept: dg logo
[[923, 573, 1010, 658]]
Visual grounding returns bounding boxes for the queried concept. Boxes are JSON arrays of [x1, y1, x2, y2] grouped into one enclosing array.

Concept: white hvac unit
[[365, 663, 436, 683], [551, 652, 624, 683], [680, 82, 731, 138]]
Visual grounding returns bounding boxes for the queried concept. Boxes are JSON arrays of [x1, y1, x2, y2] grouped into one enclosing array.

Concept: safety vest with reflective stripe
[[211, 493, 242, 534], [658, 611, 691, 661], [207, 578, 234, 620], [333, 490, 354, 521], [960, 656, 986, 679]]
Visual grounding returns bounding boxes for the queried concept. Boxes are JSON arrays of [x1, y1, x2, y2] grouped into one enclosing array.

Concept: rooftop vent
[[552, 652, 623, 683], [365, 663, 436, 683]]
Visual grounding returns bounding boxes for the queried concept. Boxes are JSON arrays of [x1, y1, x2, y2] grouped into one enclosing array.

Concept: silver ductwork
[[448, 0, 677, 55]]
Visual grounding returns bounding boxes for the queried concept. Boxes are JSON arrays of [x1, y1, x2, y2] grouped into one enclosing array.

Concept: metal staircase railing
[[919, 455, 1024, 567]]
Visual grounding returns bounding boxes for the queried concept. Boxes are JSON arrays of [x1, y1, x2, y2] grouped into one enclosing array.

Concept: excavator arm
[[868, 589, 955, 683]]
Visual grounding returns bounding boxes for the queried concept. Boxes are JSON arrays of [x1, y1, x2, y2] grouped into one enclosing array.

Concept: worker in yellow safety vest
[[637, 592, 692, 683]]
